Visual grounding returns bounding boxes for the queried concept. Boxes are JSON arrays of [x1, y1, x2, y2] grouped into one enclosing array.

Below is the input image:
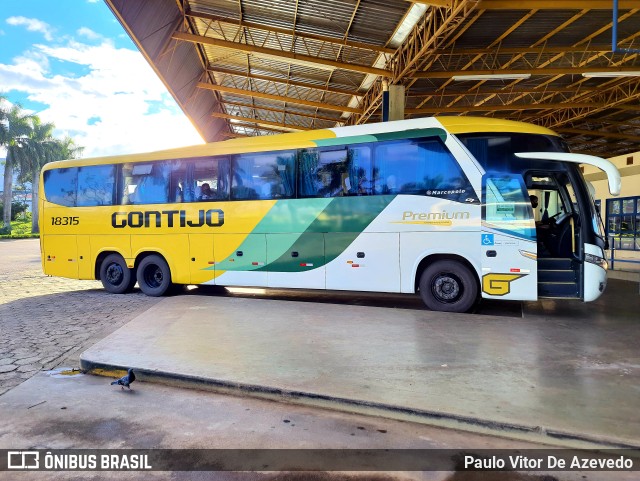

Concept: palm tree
[[14, 118, 55, 234], [1, 101, 34, 233], [16, 128, 84, 233]]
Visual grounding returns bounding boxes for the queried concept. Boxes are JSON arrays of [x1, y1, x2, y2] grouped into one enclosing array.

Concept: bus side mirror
[[604, 237, 610, 250]]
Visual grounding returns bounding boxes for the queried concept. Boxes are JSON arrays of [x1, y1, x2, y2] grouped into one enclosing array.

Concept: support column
[[382, 82, 405, 122], [388, 84, 405, 121]]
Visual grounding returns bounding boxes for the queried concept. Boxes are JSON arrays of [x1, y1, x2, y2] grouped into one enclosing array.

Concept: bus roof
[[435, 116, 558, 136], [42, 116, 560, 171]]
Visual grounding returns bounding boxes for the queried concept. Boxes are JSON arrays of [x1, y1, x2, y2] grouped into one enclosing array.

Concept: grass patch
[[0, 214, 40, 239]]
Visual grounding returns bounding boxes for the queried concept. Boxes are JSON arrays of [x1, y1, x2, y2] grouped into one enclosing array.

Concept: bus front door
[[481, 173, 538, 301]]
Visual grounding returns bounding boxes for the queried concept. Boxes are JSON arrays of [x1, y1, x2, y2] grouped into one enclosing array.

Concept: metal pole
[[613, 0, 619, 51], [382, 80, 389, 122], [612, 0, 640, 54]]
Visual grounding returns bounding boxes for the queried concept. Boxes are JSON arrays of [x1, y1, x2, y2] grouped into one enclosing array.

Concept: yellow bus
[[39, 117, 620, 312]]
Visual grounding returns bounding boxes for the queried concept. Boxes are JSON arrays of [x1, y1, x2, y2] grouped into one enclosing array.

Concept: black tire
[[99, 254, 136, 294], [137, 254, 172, 297], [418, 260, 478, 313]]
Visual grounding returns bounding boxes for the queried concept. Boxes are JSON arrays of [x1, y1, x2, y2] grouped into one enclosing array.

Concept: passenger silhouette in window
[[198, 183, 214, 201]]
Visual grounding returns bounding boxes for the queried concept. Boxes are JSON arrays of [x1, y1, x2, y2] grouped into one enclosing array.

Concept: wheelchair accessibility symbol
[[482, 234, 494, 246]]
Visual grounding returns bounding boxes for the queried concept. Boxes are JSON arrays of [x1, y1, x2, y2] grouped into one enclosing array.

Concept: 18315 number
[[51, 216, 79, 226]]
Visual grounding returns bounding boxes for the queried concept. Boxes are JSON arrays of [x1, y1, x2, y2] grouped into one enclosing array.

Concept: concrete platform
[[81, 280, 640, 449]]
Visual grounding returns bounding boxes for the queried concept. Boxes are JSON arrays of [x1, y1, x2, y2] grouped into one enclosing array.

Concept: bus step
[[537, 257, 575, 271], [538, 269, 577, 283], [538, 281, 579, 297]]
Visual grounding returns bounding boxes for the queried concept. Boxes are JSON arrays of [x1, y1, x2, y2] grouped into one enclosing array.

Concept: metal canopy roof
[[106, 0, 640, 156]]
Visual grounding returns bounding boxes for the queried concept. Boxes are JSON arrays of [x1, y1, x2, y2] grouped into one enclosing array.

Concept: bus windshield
[[455, 133, 569, 172]]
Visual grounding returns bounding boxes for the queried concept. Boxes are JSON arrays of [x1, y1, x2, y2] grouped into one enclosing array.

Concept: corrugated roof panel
[[189, 0, 238, 19], [346, 0, 410, 46], [547, 12, 614, 46], [108, 0, 640, 153], [454, 11, 539, 49], [496, 11, 581, 48]]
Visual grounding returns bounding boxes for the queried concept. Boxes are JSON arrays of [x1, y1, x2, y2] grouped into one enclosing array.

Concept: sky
[[0, 0, 205, 159]]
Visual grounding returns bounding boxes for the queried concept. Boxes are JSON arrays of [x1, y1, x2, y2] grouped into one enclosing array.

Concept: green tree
[[16, 124, 84, 233], [1, 100, 35, 233], [14, 117, 55, 234]]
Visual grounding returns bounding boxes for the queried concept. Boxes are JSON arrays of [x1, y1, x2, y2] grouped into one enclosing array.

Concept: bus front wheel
[[137, 254, 172, 297], [99, 254, 136, 294], [419, 260, 477, 313]]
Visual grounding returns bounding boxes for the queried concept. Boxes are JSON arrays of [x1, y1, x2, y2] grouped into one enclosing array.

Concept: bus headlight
[[585, 253, 608, 270]]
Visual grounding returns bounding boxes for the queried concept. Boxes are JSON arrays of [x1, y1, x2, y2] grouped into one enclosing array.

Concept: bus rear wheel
[[419, 260, 477, 313], [137, 254, 172, 297], [100, 254, 136, 294]]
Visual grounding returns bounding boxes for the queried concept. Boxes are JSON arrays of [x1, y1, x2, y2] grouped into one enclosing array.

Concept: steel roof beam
[[207, 67, 359, 97], [595, 118, 640, 129], [407, 86, 597, 97], [186, 10, 395, 55], [220, 131, 250, 138], [529, 79, 640, 126], [412, 65, 640, 78], [406, 102, 626, 114], [221, 100, 342, 123], [211, 111, 310, 131], [229, 122, 300, 134], [429, 45, 614, 56], [464, 12, 639, 116], [173, 32, 391, 77], [405, 0, 453, 7], [347, 0, 480, 125], [426, 8, 543, 110], [197, 82, 362, 114], [556, 128, 640, 142], [444, 8, 588, 109], [474, 1, 640, 8]]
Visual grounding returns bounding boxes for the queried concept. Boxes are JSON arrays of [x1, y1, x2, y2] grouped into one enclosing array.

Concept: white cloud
[[77, 27, 101, 40], [0, 38, 204, 158], [6, 16, 54, 41]]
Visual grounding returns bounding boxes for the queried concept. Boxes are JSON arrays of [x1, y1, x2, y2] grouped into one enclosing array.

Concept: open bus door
[[481, 172, 538, 301]]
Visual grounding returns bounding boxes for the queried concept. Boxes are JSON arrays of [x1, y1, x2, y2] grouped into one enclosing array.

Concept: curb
[[81, 358, 640, 451]]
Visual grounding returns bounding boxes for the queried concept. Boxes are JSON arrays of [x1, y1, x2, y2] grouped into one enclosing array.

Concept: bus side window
[[374, 138, 473, 201], [170, 156, 230, 203], [298, 145, 369, 198], [298, 148, 321, 197], [43, 168, 78, 206], [347, 145, 372, 195], [77, 165, 116, 206], [232, 151, 294, 200], [317, 149, 349, 197], [122, 162, 170, 205]]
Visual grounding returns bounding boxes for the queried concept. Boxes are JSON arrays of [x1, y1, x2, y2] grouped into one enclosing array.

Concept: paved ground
[[0, 237, 518, 398], [0, 239, 161, 396], [1, 370, 632, 481], [1, 239, 638, 480], [81, 279, 640, 448]]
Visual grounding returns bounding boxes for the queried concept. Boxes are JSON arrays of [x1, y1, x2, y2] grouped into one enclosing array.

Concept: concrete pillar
[[388, 84, 405, 121], [382, 81, 405, 122]]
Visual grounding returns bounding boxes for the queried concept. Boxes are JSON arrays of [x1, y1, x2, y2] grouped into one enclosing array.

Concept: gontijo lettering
[[111, 209, 224, 228]]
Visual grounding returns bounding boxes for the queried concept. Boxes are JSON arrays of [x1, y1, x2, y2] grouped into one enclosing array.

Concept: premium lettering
[[402, 210, 471, 221], [112, 209, 224, 228]]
